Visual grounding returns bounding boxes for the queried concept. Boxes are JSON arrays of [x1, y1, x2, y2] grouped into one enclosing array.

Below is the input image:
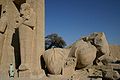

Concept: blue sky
[[45, 0, 120, 46]]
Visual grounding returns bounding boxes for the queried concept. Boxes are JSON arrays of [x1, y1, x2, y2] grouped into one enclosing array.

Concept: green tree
[[45, 33, 67, 50]]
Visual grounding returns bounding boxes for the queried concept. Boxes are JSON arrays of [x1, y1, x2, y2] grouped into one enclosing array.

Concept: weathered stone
[[85, 32, 110, 58], [0, 11, 7, 33], [93, 32, 109, 55], [69, 39, 85, 57], [100, 56, 115, 65], [88, 68, 102, 80], [43, 48, 65, 75], [0, 0, 45, 79], [113, 71, 120, 80], [91, 64, 120, 80], [27, 0, 45, 76], [18, 69, 31, 77], [102, 70, 120, 80], [70, 40, 97, 69], [68, 32, 110, 66], [0, 34, 4, 64], [63, 57, 76, 76], [17, 3, 36, 71], [109, 63, 120, 70], [0, 8, 7, 64], [81, 32, 110, 65], [0, 1, 18, 79]]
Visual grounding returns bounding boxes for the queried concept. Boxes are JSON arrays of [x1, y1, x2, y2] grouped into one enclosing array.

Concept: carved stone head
[[20, 3, 33, 19]]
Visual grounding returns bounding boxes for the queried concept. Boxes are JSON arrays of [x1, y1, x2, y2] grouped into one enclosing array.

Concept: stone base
[[31, 69, 46, 79], [19, 64, 29, 71], [30, 69, 46, 79], [18, 69, 31, 77]]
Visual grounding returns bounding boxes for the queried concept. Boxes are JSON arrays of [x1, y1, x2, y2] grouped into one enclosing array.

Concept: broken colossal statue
[[43, 48, 65, 75], [82, 32, 110, 64], [83, 32, 110, 56], [70, 40, 97, 69], [69, 32, 110, 68]]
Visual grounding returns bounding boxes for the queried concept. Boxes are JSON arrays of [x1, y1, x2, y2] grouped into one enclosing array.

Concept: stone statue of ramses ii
[[16, 3, 36, 70]]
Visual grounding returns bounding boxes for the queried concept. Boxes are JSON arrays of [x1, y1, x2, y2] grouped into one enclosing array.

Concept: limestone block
[[63, 57, 76, 76], [26, 0, 45, 76], [102, 70, 120, 80], [80, 32, 110, 65], [93, 32, 110, 55], [18, 70, 31, 78], [43, 48, 65, 75], [86, 32, 110, 56], [88, 68, 102, 80], [73, 40, 97, 69], [69, 39, 88, 57], [18, 3, 35, 71]]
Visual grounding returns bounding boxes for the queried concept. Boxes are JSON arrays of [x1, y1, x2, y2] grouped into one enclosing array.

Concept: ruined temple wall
[[0, 0, 20, 79], [0, 0, 45, 78]]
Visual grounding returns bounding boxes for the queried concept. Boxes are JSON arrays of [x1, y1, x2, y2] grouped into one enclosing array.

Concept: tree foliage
[[45, 33, 67, 50]]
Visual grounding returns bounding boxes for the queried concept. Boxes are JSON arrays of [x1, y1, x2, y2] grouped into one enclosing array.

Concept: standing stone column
[[26, 0, 45, 77], [0, 5, 7, 65], [18, 3, 36, 74], [0, 0, 45, 79], [0, 0, 20, 79]]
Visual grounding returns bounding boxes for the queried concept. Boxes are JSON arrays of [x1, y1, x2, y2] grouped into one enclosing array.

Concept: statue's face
[[20, 3, 31, 19]]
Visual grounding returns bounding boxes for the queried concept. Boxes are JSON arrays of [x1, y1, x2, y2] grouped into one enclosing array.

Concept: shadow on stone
[[13, 0, 26, 12], [40, 55, 49, 76], [11, 28, 21, 69], [88, 75, 102, 78]]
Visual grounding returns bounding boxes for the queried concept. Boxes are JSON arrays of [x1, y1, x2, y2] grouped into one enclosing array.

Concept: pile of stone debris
[[42, 32, 120, 80]]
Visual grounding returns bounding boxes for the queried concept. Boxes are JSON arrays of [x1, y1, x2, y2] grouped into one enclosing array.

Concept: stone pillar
[[0, 0, 45, 79], [26, 0, 45, 77], [0, 0, 20, 79]]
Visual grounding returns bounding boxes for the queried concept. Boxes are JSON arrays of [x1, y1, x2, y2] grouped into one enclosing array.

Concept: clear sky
[[45, 0, 120, 46]]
